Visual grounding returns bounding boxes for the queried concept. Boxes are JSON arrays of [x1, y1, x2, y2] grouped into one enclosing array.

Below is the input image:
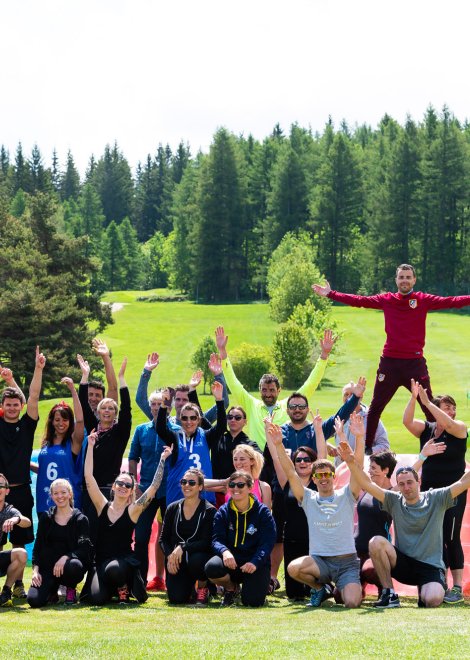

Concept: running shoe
[[373, 589, 401, 608], [0, 587, 13, 607], [12, 580, 26, 599], [443, 587, 464, 604], [220, 589, 237, 607], [307, 586, 327, 607], [146, 576, 166, 592], [65, 587, 78, 605], [117, 585, 130, 604], [195, 587, 209, 607]]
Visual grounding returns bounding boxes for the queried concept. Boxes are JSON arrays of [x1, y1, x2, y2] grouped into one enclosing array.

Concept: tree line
[[2, 105, 470, 303]]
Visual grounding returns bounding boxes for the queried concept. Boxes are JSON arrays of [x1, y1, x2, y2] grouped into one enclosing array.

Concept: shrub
[[191, 336, 217, 393], [271, 322, 313, 388], [230, 343, 273, 391]]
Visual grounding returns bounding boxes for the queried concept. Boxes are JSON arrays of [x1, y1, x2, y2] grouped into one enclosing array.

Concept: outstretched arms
[[27, 346, 46, 421]]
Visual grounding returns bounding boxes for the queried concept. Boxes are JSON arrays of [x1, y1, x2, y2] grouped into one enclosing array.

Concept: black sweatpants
[[205, 556, 270, 607], [166, 551, 211, 604], [27, 558, 85, 608]]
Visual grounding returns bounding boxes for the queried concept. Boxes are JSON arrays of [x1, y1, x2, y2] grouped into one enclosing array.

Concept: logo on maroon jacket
[[409, 299, 417, 308], [378, 373, 385, 382]]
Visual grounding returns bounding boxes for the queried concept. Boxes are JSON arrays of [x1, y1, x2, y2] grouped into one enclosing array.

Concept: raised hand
[[189, 370, 203, 390], [0, 367, 13, 382], [337, 440, 354, 464], [35, 346, 46, 370], [144, 352, 160, 371], [161, 388, 173, 408], [60, 376, 75, 393], [312, 281, 331, 297], [161, 445, 172, 461], [312, 410, 323, 429], [349, 411, 365, 438], [351, 377, 366, 399], [215, 326, 228, 359], [208, 353, 223, 376], [333, 416, 345, 438], [410, 378, 419, 400], [88, 429, 98, 447], [267, 422, 283, 446], [417, 384, 430, 407], [118, 357, 127, 379], [77, 354, 90, 379], [211, 380, 223, 400], [320, 329, 336, 358], [92, 338, 110, 357]]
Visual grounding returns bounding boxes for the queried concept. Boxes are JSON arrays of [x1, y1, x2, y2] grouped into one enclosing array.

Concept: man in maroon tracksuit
[[313, 264, 470, 453]]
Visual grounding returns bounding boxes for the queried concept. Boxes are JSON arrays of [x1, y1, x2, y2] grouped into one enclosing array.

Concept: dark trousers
[[205, 556, 270, 607], [166, 551, 211, 604], [443, 491, 467, 570], [284, 538, 310, 599], [27, 558, 85, 608], [366, 356, 434, 447], [134, 496, 166, 583], [89, 558, 147, 605]]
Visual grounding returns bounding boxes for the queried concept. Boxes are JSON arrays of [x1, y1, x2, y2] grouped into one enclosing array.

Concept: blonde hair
[[50, 478, 74, 507], [97, 397, 119, 417], [233, 444, 264, 479]]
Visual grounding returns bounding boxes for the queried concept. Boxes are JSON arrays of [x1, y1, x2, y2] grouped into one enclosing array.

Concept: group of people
[[0, 263, 469, 609]]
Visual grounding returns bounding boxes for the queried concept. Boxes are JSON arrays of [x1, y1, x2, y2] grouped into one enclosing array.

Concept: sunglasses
[[0, 484, 8, 489], [180, 478, 198, 486], [227, 414, 244, 421], [228, 481, 249, 489], [288, 404, 308, 410], [181, 415, 199, 421], [295, 457, 313, 464], [314, 472, 333, 479], [114, 480, 133, 489]]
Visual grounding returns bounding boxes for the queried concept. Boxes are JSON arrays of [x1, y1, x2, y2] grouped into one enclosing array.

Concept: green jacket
[[222, 357, 328, 448]]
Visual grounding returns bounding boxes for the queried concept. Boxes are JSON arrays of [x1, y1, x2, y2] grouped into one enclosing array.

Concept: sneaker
[[443, 587, 464, 604], [58, 584, 66, 603], [146, 576, 166, 592], [220, 589, 237, 608], [12, 580, 26, 599], [0, 588, 12, 607], [266, 577, 281, 595], [307, 586, 327, 608], [65, 587, 78, 605], [195, 587, 209, 607], [373, 589, 401, 608], [117, 585, 130, 604]]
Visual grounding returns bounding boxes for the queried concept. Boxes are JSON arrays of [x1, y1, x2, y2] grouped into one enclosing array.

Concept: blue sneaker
[[307, 586, 327, 607]]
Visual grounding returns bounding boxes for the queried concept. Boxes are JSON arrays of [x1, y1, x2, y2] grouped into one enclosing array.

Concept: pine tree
[[90, 143, 133, 226], [134, 155, 158, 241], [60, 150, 81, 200], [14, 142, 32, 193], [51, 149, 61, 193], [101, 220, 127, 290], [29, 144, 50, 192], [118, 217, 143, 288], [173, 141, 191, 183]]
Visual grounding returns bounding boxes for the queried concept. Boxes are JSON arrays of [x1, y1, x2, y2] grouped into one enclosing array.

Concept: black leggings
[[27, 558, 85, 608], [166, 551, 211, 604], [89, 558, 147, 604], [443, 491, 467, 570], [283, 538, 310, 599], [205, 556, 270, 607]]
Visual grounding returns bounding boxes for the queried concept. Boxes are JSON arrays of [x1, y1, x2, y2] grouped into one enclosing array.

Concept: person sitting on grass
[[159, 468, 216, 607], [27, 479, 92, 608], [337, 438, 470, 608], [0, 473, 31, 607], [267, 417, 364, 609], [85, 432, 171, 605], [205, 470, 276, 608]]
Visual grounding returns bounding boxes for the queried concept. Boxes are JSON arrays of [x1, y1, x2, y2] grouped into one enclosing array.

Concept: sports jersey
[[36, 438, 85, 513]]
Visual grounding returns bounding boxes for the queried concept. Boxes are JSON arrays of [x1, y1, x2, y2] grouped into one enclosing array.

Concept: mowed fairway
[[18, 292, 470, 658]]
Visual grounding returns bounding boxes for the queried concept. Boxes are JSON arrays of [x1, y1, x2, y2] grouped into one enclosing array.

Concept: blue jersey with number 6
[[35, 438, 85, 513]]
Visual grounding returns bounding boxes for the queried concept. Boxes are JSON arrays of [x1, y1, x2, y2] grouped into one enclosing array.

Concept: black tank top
[[95, 502, 135, 563], [420, 421, 467, 490]]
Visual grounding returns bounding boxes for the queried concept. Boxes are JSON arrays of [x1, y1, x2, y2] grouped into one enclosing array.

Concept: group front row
[[2, 417, 469, 609]]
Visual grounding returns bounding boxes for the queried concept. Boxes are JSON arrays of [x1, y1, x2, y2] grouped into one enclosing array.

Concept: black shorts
[[391, 547, 446, 589], [1, 485, 34, 546], [0, 551, 12, 577]]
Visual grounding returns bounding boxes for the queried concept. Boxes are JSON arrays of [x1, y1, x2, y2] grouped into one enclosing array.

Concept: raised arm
[[26, 346, 46, 420], [204, 353, 229, 422], [417, 384, 467, 438], [156, 389, 178, 447], [205, 381, 227, 447], [136, 352, 159, 420], [264, 422, 288, 488], [0, 367, 25, 401], [61, 377, 84, 454], [349, 412, 366, 468], [403, 379, 426, 438], [312, 281, 331, 297], [129, 446, 172, 522], [92, 338, 118, 403], [84, 431, 107, 515], [450, 470, 470, 499], [312, 411, 327, 459], [334, 416, 361, 498], [267, 422, 304, 502], [337, 441, 386, 502], [296, 329, 335, 401], [216, 325, 255, 410]]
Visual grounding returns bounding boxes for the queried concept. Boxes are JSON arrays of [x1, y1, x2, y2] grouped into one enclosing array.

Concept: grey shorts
[[312, 553, 361, 591]]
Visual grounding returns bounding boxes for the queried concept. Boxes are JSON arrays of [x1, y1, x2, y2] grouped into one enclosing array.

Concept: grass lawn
[[11, 293, 470, 656]]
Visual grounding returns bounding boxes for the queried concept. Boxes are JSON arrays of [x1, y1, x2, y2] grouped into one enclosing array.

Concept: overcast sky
[[2, 0, 468, 175]]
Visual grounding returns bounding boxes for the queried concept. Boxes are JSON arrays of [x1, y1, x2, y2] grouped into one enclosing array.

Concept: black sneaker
[[220, 589, 237, 608], [12, 580, 26, 599], [373, 589, 400, 608], [0, 588, 12, 608]]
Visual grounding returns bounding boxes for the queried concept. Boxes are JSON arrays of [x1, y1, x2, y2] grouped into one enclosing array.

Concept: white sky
[[1, 0, 469, 175]]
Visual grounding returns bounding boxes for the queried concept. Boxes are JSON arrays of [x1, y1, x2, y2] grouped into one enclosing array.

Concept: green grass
[[36, 292, 470, 455]]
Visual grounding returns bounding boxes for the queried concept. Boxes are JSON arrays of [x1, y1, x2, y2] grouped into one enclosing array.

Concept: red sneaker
[[146, 576, 166, 592], [195, 587, 209, 607]]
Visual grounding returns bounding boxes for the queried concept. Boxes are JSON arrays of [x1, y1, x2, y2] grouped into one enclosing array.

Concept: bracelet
[[418, 452, 427, 462]]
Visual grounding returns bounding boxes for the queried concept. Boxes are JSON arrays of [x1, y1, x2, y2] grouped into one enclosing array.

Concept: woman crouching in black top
[[85, 431, 171, 604], [27, 478, 92, 607], [160, 468, 216, 606]]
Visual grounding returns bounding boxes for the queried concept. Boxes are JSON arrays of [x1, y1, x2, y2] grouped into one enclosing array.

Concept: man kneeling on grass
[[338, 440, 470, 608], [267, 422, 363, 609]]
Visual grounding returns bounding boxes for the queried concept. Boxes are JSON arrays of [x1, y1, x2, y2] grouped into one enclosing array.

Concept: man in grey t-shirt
[[339, 441, 470, 609]]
